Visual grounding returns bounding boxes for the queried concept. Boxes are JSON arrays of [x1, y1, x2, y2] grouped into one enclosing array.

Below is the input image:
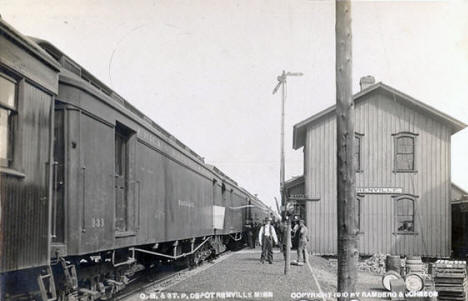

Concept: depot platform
[[133, 248, 389, 301], [170, 249, 323, 300]]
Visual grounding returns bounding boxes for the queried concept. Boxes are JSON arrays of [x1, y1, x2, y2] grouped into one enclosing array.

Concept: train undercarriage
[[2, 234, 244, 301]]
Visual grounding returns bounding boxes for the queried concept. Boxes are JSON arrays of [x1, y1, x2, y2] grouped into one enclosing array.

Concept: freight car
[[0, 18, 273, 301]]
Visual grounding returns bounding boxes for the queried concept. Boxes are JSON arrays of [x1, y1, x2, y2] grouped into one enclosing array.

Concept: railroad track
[[114, 250, 234, 301], [114, 267, 189, 301]]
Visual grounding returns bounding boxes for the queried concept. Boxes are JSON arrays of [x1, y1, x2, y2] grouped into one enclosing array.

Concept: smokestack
[[359, 75, 375, 91]]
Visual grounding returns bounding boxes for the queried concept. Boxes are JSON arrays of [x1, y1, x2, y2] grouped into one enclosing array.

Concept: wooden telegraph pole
[[273, 70, 302, 275], [279, 71, 291, 276], [336, 0, 358, 300]]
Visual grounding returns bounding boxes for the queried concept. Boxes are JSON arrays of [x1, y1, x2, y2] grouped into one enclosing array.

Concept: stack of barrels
[[382, 256, 404, 291], [405, 256, 425, 292], [382, 255, 425, 293]]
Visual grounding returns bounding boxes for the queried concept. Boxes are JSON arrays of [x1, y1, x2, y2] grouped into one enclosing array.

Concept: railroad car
[[0, 18, 273, 301], [0, 19, 61, 300]]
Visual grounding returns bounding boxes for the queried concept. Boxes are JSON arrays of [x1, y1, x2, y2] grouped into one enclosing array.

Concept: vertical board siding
[[0, 83, 52, 272], [135, 142, 166, 243], [305, 92, 451, 257], [63, 84, 216, 254], [164, 159, 213, 241], [79, 113, 115, 254]]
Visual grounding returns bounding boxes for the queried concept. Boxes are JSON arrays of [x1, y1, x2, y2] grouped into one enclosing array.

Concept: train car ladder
[[59, 258, 78, 290], [37, 266, 57, 301]]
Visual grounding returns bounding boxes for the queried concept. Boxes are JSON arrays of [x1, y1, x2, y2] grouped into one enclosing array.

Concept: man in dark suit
[[295, 219, 309, 266]]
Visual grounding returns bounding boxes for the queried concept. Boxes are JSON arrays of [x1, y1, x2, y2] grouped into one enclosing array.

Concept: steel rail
[[114, 268, 189, 301], [131, 237, 211, 260]]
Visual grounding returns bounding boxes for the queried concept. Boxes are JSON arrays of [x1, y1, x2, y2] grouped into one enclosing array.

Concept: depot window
[[354, 133, 364, 172], [0, 73, 17, 168], [393, 132, 418, 172], [395, 197, 415, 233], [357, 198, 361, 232]]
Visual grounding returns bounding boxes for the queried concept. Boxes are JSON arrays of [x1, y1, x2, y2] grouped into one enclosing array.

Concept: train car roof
[[30, 37, 209, 164], [0, 17, 60, 71], [205, 164, 238, 186], [30, 36, 265, 202]]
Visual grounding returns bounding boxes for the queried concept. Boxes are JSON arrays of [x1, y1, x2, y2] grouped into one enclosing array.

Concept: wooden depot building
[[292, 76, 466, 257]]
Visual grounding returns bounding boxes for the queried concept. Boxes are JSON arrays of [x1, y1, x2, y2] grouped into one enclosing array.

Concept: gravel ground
[[166, 249, 323, 301], [126, 249, 391, 301], [310, 256, 388, 300]]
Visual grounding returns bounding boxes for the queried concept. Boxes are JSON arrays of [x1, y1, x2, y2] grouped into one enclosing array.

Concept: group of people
[[245, 217, 309, 265]]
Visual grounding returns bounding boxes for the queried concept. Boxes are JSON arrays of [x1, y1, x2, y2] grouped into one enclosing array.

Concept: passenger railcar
[[0, 18, 61, 293], [0, 18, 272, 301]]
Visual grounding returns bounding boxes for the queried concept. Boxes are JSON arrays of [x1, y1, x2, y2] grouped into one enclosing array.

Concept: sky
[[1, 0, 467, 212]]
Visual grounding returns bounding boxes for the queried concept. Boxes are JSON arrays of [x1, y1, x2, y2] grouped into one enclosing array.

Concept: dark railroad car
[[207, 165, 248, 236], [0, 19, 272, 301], [0, 19, 60, 273], [249, 195, 273, 224], [34, 37, 255, 256]]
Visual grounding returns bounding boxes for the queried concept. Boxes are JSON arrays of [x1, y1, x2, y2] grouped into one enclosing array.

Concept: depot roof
[[293, 82, 467, 149]]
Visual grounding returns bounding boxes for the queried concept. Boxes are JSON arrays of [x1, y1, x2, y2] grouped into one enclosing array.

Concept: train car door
[[115, 124, 130, 232], [52, 108, 65, 243]]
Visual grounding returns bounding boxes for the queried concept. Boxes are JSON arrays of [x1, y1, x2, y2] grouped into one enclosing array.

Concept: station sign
[[356, 187, 403, 194]]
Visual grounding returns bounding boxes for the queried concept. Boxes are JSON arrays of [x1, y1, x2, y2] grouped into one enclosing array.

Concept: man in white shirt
[[258, 217, 278, 264]]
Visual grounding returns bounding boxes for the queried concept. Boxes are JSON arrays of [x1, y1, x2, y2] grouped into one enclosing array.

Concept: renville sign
[[356, 187, 403, 194], [288, 187, 403, 203], [287, 188, 404, 203]]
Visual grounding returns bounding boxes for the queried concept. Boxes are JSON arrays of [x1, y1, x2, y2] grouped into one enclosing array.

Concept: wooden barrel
[[405, 272, 424, 292], [406, 256, 424, 273], [385, 255, 401, 273], [382, 270, 402, 291]]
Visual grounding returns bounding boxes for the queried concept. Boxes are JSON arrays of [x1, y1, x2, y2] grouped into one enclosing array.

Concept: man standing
[[295, 219, 309, 266], [291, 217, 300, 249], [245, 220, 255, 249], [258, 217, 278, 264]]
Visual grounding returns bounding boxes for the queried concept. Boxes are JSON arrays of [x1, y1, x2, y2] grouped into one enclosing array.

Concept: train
[[0, 18, 274, 301]]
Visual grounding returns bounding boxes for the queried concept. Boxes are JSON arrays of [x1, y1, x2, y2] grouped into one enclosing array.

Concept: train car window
[[0, 73, 17, 167], [115, 131, 127, 177], [221, 183, 226, 203]]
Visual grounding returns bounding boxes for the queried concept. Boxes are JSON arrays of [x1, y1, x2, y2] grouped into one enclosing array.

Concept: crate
[[434, 260, 467, 301]]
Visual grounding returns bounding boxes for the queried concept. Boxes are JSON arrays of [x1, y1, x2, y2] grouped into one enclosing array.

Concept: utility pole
[[336, 0, 358, 300], [273, 70, 303, 275]]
